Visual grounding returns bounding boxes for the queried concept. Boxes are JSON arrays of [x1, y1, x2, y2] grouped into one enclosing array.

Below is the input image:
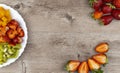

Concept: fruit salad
[[0, 7, 24, 64]]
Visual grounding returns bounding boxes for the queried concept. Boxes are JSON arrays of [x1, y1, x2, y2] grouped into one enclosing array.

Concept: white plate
[[0, 4, 28, 67]]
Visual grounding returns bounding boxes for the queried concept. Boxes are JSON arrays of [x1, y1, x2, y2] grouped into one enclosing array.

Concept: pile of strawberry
[[65, 42, 109, 73], [89, 0, 120, 25]]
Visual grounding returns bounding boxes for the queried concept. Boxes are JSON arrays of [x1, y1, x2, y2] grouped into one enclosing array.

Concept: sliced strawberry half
[[65, 60, 80, 72], [92, 54, 108, 65], [78, 61, 89, 73], [95, 42, 109, 53], [88, 58, 100, 70]]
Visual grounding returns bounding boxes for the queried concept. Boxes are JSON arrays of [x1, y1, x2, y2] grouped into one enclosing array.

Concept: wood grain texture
[[0, 0, 120, 73]]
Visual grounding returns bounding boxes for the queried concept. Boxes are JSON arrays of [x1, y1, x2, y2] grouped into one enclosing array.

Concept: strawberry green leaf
[[91, 68, 104, 73]]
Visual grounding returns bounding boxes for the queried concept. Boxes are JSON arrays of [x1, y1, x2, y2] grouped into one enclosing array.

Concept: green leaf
[[91, 68, 104, 73], [89, 0, 97, 6]]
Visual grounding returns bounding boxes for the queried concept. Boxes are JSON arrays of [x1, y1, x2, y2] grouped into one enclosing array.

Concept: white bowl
[[0, 4, 28, 67]]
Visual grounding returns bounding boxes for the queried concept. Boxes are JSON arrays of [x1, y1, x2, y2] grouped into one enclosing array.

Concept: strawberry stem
[[106, 3, 116, 9], [91, 68, 104, 73], [89, 0, 97, 6]]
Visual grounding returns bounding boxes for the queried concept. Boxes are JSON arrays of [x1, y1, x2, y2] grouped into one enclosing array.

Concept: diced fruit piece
[[17, 26, 24, 37], [99, 15, 113, 25], [65, 60, 80, 72], [6, 29, 18, 39], [103, 0, 112, 2], [92, 54, 108, 64], [7, 19, 19, 30], [113, 0, 120, 8], [89, 0, 103, 11], [95, 42, 109, 53], [13, 36, 22, 44], [112, 9, 120, 20], [102, 3, 115, 14], [0, 26, 7, 36], [92, 11, 103, 19], [0, 36, 6, 43], [2, 35, 11, 43], [78, 62, 89, 73], [88, 58, 100, 70], [9, 41, 16, 46]]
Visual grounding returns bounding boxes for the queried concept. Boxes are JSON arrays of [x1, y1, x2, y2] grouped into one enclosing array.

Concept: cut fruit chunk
[[93, 54, 108, 64], [65, 60, 80, 72], [88, 58, 100, 70], [95, 42, 109, 53], [78, 61, 89, 73]]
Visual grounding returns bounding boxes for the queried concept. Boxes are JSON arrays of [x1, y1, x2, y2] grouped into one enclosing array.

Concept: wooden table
[[0, 0, 120, 73]]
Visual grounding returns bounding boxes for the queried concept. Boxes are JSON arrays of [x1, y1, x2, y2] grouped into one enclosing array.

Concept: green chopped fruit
[[8, 48, 14, 55], [0, 43, 21, 64], [0, 61, 3, 64], [13, 44, 21, 50], [10, 50, 19, 58]]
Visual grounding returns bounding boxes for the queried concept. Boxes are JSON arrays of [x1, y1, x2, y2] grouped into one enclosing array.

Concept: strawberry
[[113, 0, 120, 8], [99, 15, 113, 25], [13, 36, 22, 44], [112, 9, 120, 20], [102, 3, 115, 14], [78, 62, 89, 73], [65, 60, 80, 72], [92, 11, 103, 19], [89, 0, 103, 11], [17, 26, 24, 37], [3, 35, 11, 43], [92, 54, 108, 65], [6, 29, 18, 39], [103, 0, 113, 2], [88, 58, 100, 70], [95, 42, 109, 53], [7, 20, 19, 30]]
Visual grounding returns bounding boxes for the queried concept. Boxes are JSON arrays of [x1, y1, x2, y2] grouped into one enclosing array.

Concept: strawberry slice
[[88, 58, 100, 70], [92, 54, 108, 64], [78, 62, 89, 73], [7, 19, 19, 30], [95, 42, 109, 53], [6, 29, 18, 39], [17, 26, 24, 37], [65, 60, 80, 72]]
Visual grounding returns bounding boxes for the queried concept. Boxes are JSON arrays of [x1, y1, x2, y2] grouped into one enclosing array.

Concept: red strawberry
[[102, 3, 115, 14], [65, 60, 80, 72], [92, 11, 103, 19], [103, 0, 113, 2], [99, 15, 113, 25], [13, 36, 22, 44], [89, 0, 103, 11], [113, 0, 120, 8], [112, 9, 120, 20]]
